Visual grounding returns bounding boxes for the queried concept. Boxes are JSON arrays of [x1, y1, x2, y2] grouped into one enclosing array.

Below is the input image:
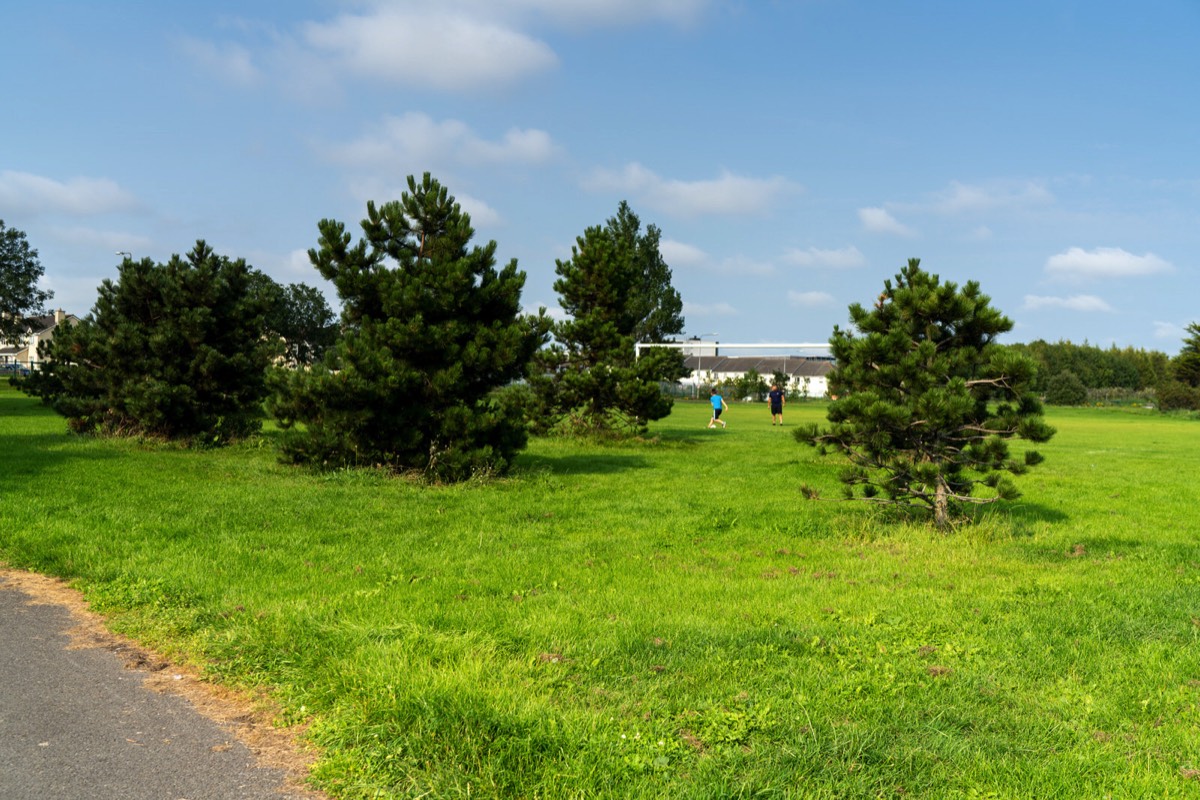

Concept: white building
[[682, 353, 834, 398]]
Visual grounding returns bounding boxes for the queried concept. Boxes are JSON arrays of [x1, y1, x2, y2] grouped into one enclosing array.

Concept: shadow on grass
[[1003, 502, 1071, 526], [516, 452, 650, 476], [0, 432, 116, 486]]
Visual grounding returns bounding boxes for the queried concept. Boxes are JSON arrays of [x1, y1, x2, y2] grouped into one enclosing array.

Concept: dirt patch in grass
[[0, 567, 328, 799]]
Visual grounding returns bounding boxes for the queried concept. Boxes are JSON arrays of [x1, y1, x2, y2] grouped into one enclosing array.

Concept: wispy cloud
[[1045, 247, 1174, 280], [858, 207, 916, 237], [926, 179, 1053, 214], [584, 163, 797, 217], [684, 300, 738, 316], [787, 290, 836, 308], [1154, 321, 1187, 340], [178, 37, 262, 86], [48, 226, 154, 253], [782, 245, 865, 269], [1022, 294, 1114, 312], [326, 112, 560, 169], [660, 238, 708, 267], [0, 171, 137, 216]]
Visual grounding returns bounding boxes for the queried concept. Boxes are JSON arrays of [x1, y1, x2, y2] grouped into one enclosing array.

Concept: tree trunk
[[934, 479, 950, 530]]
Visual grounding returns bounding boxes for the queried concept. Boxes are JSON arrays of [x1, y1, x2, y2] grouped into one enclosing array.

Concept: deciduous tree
[[796, 259, 1055, 528], [0, 220, 52, 342]]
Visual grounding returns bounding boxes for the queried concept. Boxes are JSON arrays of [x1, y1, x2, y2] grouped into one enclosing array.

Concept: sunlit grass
[[3, 385, 1199, 797]]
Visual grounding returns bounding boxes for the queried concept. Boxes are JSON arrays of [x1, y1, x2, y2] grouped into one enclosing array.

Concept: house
[[0, 309, 81, 369], [682, 353, 834, 398]]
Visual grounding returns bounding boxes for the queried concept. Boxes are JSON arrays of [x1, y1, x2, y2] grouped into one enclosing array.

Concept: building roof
[[684, 355, 834, 377]]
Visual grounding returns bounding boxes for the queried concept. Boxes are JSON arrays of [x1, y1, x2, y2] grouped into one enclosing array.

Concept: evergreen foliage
[[1008, 339, 1168, 391], [19, 243, 272, 441], [1044, 370, 1088, 405], [531, 201, 687, 434], [1154, 322, 1200, 411], [796, 259, 1055, 528], [268, 173, 549, 481], [0, 219, 53, 342], [1172, 322, 1200, 388]]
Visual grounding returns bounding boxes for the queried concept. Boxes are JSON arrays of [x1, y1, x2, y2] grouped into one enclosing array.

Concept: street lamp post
[[116, 251, 132, 261], [688, 332, 718, 398]]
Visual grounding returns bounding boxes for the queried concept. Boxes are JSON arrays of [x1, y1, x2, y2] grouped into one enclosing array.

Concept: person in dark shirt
[[768, 383, 785, 426]]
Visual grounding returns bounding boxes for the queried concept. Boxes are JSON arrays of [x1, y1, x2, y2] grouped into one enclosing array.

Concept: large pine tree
[[796, 259, 1055, 528], [532, 201, 687, 433], [21, 242, 271, 441], [269, 173, 549, 480]]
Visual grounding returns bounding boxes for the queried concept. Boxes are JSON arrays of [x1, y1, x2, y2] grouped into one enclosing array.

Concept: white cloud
[[454, 192, 503, 228], [660, 238, 708, 267], [1045, 247, 1174, 280], [48, 226, 154, 253], [185, 1, 714, 97], [527, 302, 570, 321], [714, 255, 774, 276], [301, 8, 558, 91], [327, 112, 560, 169], [178, 37, 262, 86], [1154, 321, 1187, 340], [442, 0, 712, 27], [684, 300, 737, 316], [787, 290, 836, 308], [584, 163, 797, 217], [858, 207, 916, 237], [782, 245, 865, 269], [1022, 294, 1114, 312], [0, 171, 137, 216], [927, 180, 1053, 214]]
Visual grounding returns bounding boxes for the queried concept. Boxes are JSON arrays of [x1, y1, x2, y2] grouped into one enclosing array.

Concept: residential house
[[0, 309, 80, 369]]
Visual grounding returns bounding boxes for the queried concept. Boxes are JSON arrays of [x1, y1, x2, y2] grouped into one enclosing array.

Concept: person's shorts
[[770, 404, 783, 415], [713, 408, 723, 419]]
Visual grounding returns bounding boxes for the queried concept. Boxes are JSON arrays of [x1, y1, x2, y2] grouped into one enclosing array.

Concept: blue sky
[[4, 0, 1198, 353]]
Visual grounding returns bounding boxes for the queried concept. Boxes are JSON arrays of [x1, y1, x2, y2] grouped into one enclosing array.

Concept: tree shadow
[[0, 431, 117, 488], [1002, 502, 1071, 526], [516, 452, 650, 476]]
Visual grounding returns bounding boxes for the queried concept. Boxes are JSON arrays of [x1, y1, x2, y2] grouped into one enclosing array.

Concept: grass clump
[[3, 385, 1200, 797]]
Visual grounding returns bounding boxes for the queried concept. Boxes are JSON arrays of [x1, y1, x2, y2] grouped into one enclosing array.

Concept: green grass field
[[3, 383, 1199, 798]]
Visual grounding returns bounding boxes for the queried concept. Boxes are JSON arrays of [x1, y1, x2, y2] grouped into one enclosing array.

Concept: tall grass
[[3, 385, 1199, 797]]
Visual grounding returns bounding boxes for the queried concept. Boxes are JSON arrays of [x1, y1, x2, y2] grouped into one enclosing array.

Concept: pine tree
[[796, 259, 1055, 528], [269, 173, 549, 480], [21, 242, 272, 441], [533, 201, 687, 433]]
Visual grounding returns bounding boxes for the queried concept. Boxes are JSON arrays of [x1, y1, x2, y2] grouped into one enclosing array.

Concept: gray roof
[[684, 355, 833, 377]]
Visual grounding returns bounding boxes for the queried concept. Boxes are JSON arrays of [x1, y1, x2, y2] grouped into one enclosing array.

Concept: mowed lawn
[[2, 383, 1199, 798]]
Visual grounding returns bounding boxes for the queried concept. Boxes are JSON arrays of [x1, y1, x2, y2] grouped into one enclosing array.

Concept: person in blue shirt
[[708, 388, 727, 428], [768, 383, 785, 426]]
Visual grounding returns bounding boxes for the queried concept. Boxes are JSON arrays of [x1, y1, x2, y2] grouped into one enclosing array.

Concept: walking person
[[768, 383, 785, 426], [708, 387, 727, 428]]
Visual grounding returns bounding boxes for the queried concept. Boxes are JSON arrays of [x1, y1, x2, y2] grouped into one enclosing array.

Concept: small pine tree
[[796, 259, 1055, 528], [20, 242, 272, 441], [269, 173, 550, 480], [532, 202, 687, 434]]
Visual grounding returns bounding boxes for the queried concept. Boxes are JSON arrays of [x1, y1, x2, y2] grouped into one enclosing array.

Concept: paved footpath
[[0, 577, 314, 799]]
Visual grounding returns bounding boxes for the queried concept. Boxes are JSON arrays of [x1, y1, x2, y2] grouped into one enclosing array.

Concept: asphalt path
[[0, 577, 312, 800]]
